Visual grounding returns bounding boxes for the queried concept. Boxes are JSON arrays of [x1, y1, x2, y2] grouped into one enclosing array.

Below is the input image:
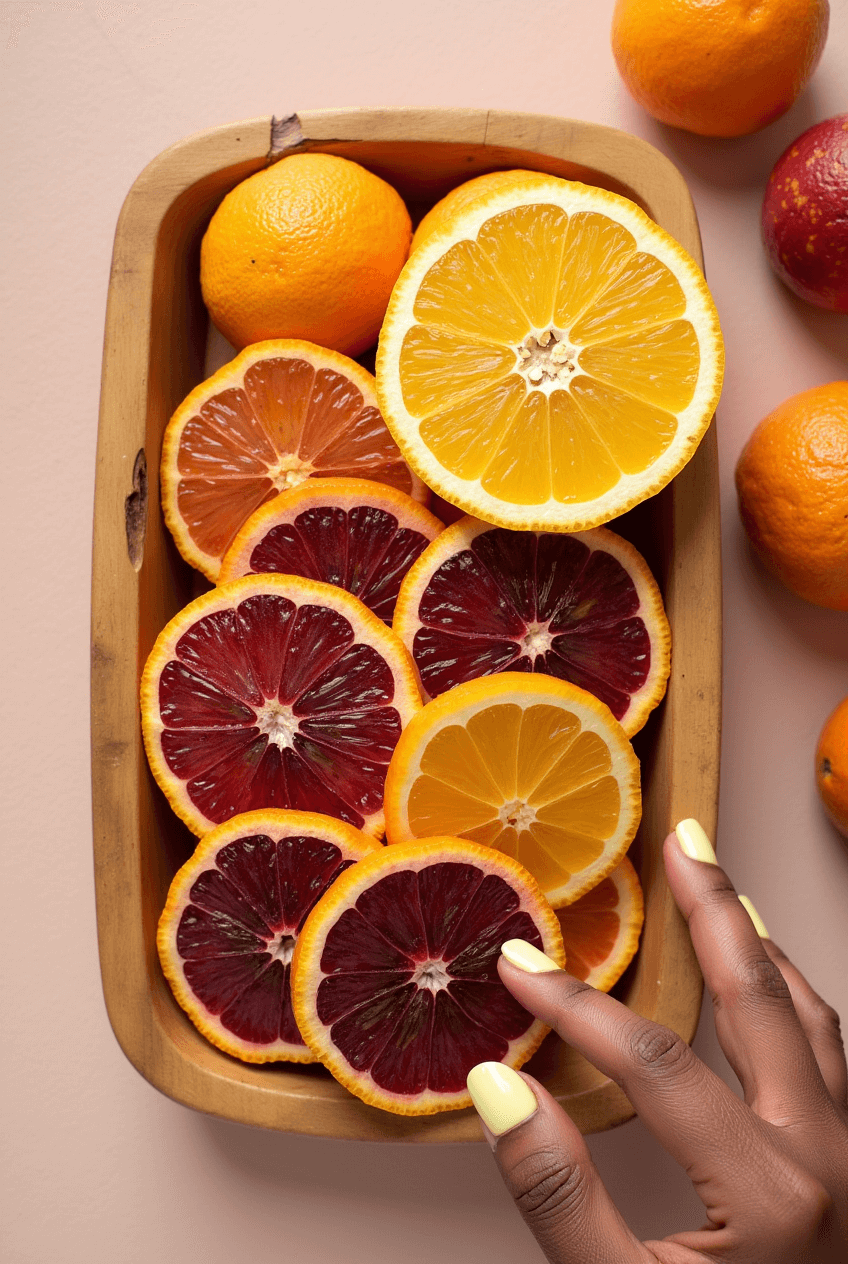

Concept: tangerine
[[816, 696, 848, 838]]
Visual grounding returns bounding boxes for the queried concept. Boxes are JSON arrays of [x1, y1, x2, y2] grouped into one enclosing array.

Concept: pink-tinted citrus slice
[[555, 856, 644, 991], [157, 810, 381, 1062], [219, 477, 444, 623], [393, 516, 670, 736], [141, 574, 421, 837], [292, 837, 564, 1114]]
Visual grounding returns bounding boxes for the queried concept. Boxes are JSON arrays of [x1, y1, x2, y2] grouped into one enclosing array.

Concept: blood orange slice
[[383, 673, 641, 908], [291, 837, 564, 1114], [140, 574, 421, 837], [555, 856, 644, 992], [393, 517, 670, 736], [219, 477, 444, 623], [157, 810, 380, 1063], [161, 340, 426, 581]]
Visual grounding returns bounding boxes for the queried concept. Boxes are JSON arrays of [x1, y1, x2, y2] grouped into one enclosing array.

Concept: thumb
[[467, 1062, 647, 1264]]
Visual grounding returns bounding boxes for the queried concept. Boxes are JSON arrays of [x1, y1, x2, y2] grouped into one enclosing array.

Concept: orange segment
[[556, 857, 644, 991], [383, 673, 641, 907], [161, 340, 425, 581]]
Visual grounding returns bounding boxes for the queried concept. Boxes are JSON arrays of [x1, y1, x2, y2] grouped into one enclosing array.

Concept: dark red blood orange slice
[[157, 810, 381, 1062], [291, 838, 564, 1114], [218, 477, 444, 623], [393, 516, 670, 736], [141, 574, 421, 837]]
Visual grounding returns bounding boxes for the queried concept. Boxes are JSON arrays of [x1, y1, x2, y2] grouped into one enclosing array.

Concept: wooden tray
[[91, 108, 721, 1141]]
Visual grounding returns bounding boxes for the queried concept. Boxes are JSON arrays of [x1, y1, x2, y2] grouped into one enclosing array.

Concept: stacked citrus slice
[[377, 172, 723, 530], [555, 857, 644, 991], [161, 340, 425, 580], [394, 517, 670, 733]]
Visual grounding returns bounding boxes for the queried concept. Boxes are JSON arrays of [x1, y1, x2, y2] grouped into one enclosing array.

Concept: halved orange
[[161, 340, 426, 581], [291, 837, 564, 1115], [383, 673, 641, 908], [393, 516, 670, 734], [377, 173, 723, 530], [140, 574, 421, 838], [157, 809, 381, 1063], [219, 476, 444, 623], [556, 856, 644, 991]]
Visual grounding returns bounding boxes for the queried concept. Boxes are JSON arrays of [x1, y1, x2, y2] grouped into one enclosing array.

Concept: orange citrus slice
[[383, 673, 641, 907], [555, 856, 644, 992], [376, 172, 723, 531], [393, 516, 670, 735], [291, 837, 564, 1115], [219, 476, 444, 623], [157, 809, 381, 1063], [161, 339, 426, 581], [140, 574, 421, 838]]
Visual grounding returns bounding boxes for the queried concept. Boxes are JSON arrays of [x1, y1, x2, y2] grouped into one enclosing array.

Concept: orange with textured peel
[[219, 476, 443, 623], [200, 152, 412, 355], [291, 837, 564, 1115], [383, 673, 641, 908], [140, 574, 421, 838], [376, 173, 723, 531], [816, 696, 848, 838], [161, 340, 425, 582], [555, 856, 644, 991], [393, 516, 670, 735], [157, 810, 380, 1063]]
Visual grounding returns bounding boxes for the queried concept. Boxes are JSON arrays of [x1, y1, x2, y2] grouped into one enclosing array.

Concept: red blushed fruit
[[762, 114, 848, 313]]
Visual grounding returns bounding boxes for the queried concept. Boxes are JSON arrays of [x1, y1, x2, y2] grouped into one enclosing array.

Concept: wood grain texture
[[91, 108, 721, 1142]]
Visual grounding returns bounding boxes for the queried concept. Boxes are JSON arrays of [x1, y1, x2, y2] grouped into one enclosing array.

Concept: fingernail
[[501, 938, 561, 974], [738, 895, 770, 939], [467, 1062, 538, 1137], [675, 818, 717, 865]]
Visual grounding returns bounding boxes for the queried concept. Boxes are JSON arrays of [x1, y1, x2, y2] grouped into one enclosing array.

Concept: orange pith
[[377, 173, 723, 532], [383, 673, 641, 908], [291, 837, 564, 1114], [556, 856, 644, 991], [161, 340, 425, 582], [219, 476, 444, 623], [140, 573, 421, 839], [393, 516, 670, 735], [157, 809, 381, 1063]]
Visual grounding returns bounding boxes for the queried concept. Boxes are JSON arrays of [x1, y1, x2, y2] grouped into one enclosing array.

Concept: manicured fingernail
[[501, 938, 561, 973], [739, 895, 770, 939], [467, 1062, 538, 1136], [675, 818, 717, 865]]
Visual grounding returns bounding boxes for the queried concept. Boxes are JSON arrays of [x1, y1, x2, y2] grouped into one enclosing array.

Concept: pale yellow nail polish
[[675, 818, 717, 865], [739, 895, 770, 939], [501, 938, 561, 974], [467, 1062, 538, 1136]]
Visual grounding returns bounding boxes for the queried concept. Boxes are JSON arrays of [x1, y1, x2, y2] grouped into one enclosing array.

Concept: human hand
[[467, 821, 848, 1263]]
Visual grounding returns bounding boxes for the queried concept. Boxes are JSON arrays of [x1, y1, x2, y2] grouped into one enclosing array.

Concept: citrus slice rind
[[383, 673, 641, 908], [393, 516, 670, 735], [291, 837, 564, 1115], [218, 476, 445, 623], [140, 574, 421, 839], [555, 856, 644, 992], [376, 175, 724, 532], [157, 809, 381, 1064], [161, 339, 427, 582]]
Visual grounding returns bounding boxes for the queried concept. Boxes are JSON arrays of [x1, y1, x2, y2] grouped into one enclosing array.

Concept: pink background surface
[[3, 3, 847, 1260]]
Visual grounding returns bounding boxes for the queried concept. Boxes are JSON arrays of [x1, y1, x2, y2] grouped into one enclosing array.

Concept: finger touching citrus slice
[[555, 856, 644, 992], [140, 574, 421, 838], [393, 516, 670, 734], [291, 837, 564, 1114], [376, 173, 723, 531], [161, 339, 426, 581], [157, 809, 381, 1063], [383, 673, 641, 908], [219, 477, 444, 623]]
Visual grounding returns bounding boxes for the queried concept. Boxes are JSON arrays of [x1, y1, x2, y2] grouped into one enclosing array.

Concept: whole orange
[[816, 696, 848, 838], [200, 153, 412, 356], [735, 382, 848, 610], [611, 0, 829, 138]]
